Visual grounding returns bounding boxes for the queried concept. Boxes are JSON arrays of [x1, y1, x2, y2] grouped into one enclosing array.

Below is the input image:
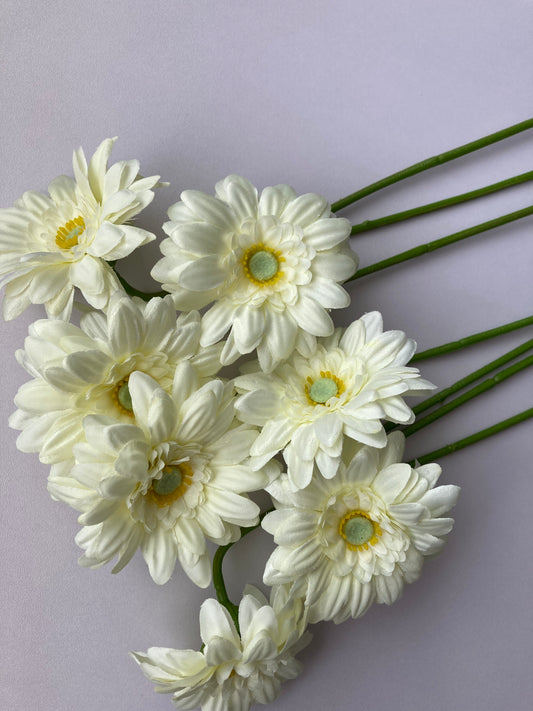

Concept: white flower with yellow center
[[235, 311, 435, 489], [69, 372, 274, 586], [9, 295, 224, 504], [151, 174, 357, 372], [262, 433, 459, 624], [132, 585, 311, 710], [0, 137, 162, 320]]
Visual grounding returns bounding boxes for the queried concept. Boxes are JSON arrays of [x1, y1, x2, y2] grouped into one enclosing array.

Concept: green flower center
[[309, 377, 338, 403], [147, 462, 194, 508], [248, 250, 279, 281], [117, 382, 133, 411], [342, 515, 374, 546], [152, 467, 182, 496]]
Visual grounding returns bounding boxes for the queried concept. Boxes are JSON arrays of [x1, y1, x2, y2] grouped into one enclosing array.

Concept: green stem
[[109, 263, 167, 302], [412, 315, 533, 362], [349, 204, 533, 281], [212, 509, 273, 632], [402, 352, 533, 437], [350, 170, 533, 234], [412, 339, 533, 418], [410, 407, 533, 466], [332, 117, 533, 212]]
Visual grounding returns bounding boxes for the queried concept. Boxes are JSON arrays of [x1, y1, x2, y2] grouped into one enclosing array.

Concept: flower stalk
[[401, 352, 533, 437], [350, 170, 533, 234], [412, 315, 533, 362], [348, 204, 533, 281], [332, 117, 533, 212], [111, 265, 167, 301], [212, 509, 274, 632], [410, 338, 533, 419], [411, 407, 533, 466]]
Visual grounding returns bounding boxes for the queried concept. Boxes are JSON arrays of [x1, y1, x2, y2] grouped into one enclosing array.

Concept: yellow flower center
[[147, 462, 194, 508], [242, 243, 284, 285], [339, 510, 381, 551], [111, 377, 134, 416], [55, 216, 85, 249], [306, 371, 344, 404]]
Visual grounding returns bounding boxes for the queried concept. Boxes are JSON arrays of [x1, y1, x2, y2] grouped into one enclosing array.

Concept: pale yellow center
[[111, 377, 134, 416], [55, 216, 85, 249]]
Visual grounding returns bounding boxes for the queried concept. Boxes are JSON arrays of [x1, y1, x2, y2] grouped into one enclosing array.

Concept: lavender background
[[1, 2, 532, 710]]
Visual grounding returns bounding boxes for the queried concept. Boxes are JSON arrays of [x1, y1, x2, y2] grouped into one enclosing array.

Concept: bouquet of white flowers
[[2, 123, 532, 710]]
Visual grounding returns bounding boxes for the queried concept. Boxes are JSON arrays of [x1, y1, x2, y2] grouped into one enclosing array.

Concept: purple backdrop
[[1, 2, 532, 710]]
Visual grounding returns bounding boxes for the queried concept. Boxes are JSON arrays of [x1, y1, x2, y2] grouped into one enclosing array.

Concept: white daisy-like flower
[[151, 174, 357, 372], [132, 585, 311, 711], [69, 372, 276, 586], [0, 137, 162, 320], [262, 433, 460, 624], [235, 311, 435, 489], [9, 294, 223, 504]]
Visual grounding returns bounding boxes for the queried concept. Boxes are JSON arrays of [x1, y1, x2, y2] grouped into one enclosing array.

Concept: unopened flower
[[9, 294, 224, 504], [262, 433, 459, 623], [151, 174, 357, 372], [70, 372, 275, 586], [0, 137, 161, 320], [132, 585, 311, 710], [235, 311, 434, 489]]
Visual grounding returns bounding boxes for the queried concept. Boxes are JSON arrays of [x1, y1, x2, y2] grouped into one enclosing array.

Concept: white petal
[[141, 526, 178, 585]]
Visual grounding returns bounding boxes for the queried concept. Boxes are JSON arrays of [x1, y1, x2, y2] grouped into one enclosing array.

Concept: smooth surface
[[1, 2, 532, 710]]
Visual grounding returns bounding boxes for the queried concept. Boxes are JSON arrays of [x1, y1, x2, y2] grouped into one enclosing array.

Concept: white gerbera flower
[[9, 294, 223, 504], [0, 137, 162, 320], [262, 433, 460, 624], [69, 372, 275, 586], [132, 585, 311, 711], [235, 311, 435, 489], [151, 174, 357, 372]]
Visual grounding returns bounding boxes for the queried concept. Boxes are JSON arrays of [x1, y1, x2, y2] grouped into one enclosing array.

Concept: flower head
[[262, 433, 460, 623], [235, 311, 434, 489], [69, 372, 275, 586], [9, 294, 224, 504], [151, 175, 357, 372], [133, 585, 311, 710], [0, 138, 162, 320]]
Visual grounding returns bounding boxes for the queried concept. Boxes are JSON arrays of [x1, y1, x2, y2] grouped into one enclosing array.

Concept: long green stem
[[212, 509, 273, 632], [350, 170, 533, 234], [402, 352, 533, 437], [412, 339, 533, 417], [410, 407, 533, 466], [412, 315, 533, 362], [332, 117, 533, 212], [349, 204, 533, 281]]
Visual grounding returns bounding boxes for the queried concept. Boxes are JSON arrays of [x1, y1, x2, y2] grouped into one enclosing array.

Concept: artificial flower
[[9, 294, 224, 504], [0, 137, 161, 320], [151, 174, 357, 372], [262, 432, 459, 623], [132, 585, 311, 710], [235, 311, 434, 489], [70, 372, 275, 586]]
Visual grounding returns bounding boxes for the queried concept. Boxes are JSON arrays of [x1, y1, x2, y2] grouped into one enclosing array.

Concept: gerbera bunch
[[2, 126, 532, 710]]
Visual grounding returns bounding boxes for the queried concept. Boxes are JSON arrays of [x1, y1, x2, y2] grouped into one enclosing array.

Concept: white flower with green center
[[69, 372, 275, 586], [0, 137, 162, 320], [132, 585, 311, 710], [235, 311, 435, 490], [262, 433, 460, 623], [151, 174, 357, 372], [9, 294, 224, 505]]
